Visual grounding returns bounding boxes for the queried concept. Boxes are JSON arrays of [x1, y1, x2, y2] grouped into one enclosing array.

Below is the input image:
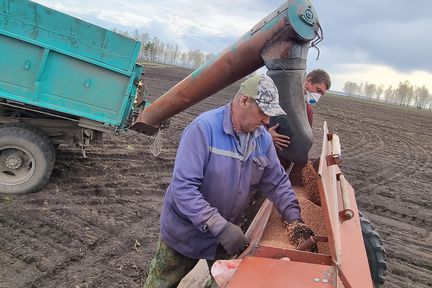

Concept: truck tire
[[0, 125, 55, 194], [360, 212, 387, 287]]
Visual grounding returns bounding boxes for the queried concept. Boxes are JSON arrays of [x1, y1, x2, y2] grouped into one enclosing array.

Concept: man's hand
[[268, 123, 290, 151], [285, 220, 317, 252], [218, 222, 250, 256]]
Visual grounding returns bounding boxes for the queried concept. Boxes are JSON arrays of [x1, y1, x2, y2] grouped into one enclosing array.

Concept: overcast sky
[[32, 0, 432, 92]]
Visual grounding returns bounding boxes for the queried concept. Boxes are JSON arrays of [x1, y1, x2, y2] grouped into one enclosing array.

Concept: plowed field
[[1, 63, 431, 288]]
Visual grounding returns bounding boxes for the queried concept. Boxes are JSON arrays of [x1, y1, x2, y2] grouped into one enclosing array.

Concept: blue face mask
[[304, 91, 322, 105]]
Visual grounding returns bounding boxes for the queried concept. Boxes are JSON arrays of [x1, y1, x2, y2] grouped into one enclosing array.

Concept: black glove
[[218, 222, 250, 256], [286, 220, 317, 252]]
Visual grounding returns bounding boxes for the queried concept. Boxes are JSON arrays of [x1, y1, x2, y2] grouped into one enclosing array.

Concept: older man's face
[[239, 96, 270, 132]]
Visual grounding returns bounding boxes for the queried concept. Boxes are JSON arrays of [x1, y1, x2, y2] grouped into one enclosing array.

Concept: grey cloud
[[314, 0, 432, 72], [33, 0, 431, 75]]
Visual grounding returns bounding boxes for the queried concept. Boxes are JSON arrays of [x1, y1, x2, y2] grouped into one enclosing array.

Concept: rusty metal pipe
[[338, 174, 354, 222], [130, 0, 321, 134]]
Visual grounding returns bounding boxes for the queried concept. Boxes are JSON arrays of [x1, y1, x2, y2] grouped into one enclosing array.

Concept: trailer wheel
[[360, 212, 387, 287], [0, 125, 55, 194]]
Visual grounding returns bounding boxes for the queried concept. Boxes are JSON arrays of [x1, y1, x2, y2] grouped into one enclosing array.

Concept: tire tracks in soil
[[359, 202, 432, 229], [30, 208, 162, 288], [352, 131, 431, 211]]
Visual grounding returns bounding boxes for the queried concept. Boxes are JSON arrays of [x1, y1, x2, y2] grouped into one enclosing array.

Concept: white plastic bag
[[211, 259, 243, 287]]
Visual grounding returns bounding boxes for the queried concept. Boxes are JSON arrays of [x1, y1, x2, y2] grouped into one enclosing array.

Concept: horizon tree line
[[114, 29, 214, 69], [343, 81, 431, 109]]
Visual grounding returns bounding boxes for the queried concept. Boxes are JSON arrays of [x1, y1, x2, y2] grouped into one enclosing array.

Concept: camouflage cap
[[238, 74, 286, 116]]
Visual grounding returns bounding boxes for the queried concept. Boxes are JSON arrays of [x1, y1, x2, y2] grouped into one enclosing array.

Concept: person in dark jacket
[[269, 69, 331, 151], [144, 74, 315, 288]]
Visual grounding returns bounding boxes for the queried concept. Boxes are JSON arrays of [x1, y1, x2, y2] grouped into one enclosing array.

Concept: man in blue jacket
[[144, 74, 315, 288]]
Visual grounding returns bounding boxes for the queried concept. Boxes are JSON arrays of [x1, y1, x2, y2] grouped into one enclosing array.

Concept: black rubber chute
[[268, 70, 313, 167]]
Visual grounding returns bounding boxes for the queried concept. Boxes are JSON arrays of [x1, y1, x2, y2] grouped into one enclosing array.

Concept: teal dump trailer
[[0, 0, 144, 194]]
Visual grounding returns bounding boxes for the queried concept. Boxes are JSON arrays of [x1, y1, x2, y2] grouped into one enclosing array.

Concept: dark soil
[[0, 63, 431, 288]]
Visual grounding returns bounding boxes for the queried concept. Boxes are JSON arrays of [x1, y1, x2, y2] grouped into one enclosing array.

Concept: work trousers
[[144, 238, 229, 288]]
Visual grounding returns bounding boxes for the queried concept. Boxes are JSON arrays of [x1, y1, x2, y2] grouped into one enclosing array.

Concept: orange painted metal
[[239, 199, 333, 267], [239, 199, 273, 258], [227, 256, 342, 287], [317, 121, 373, 288], [247, 245, 332, 266]]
